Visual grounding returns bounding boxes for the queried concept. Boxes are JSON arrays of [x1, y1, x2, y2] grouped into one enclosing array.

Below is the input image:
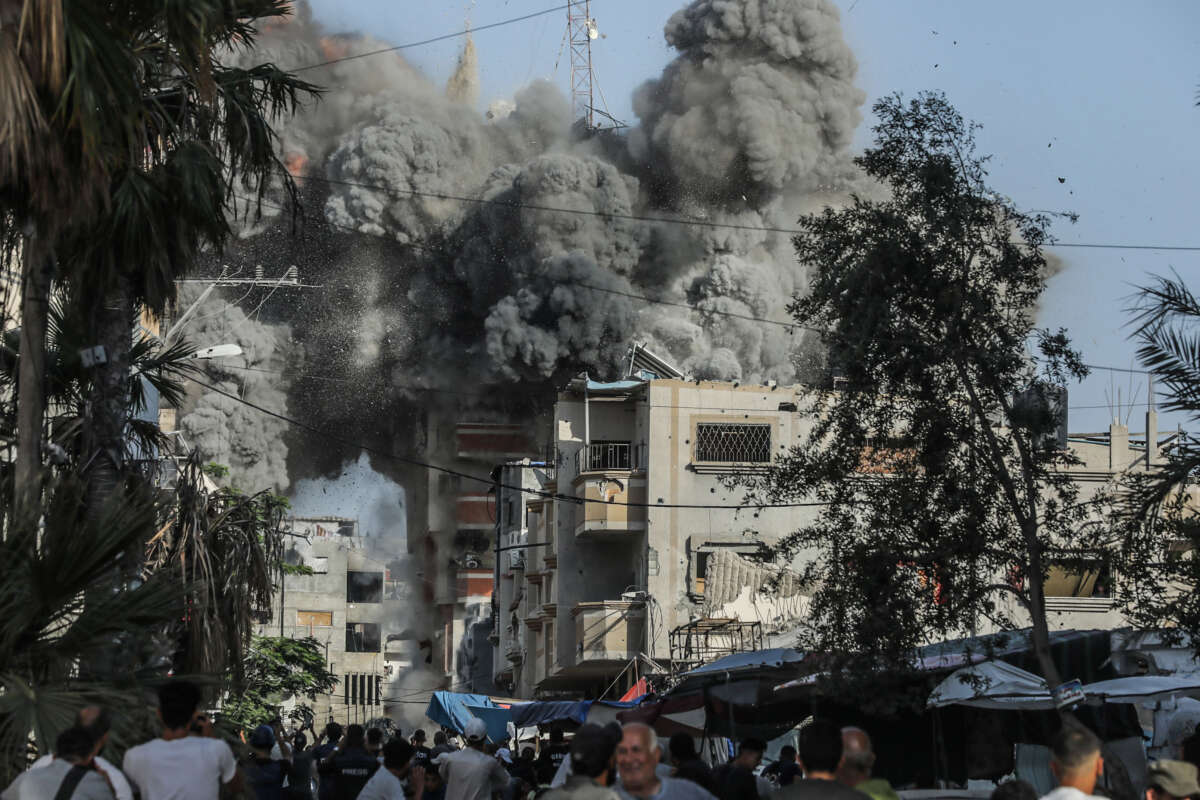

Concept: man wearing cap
[[438, 718, 510, 800], [1146, 761, 1200, 800], [541, 724, 621, 800], [244, 723, 292, 800]]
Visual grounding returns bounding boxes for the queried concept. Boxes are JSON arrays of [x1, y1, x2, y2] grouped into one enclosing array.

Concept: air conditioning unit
[[464, 556, 482, 569]]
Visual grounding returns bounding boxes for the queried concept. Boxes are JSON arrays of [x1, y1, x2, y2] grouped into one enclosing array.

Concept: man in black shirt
[[536, 728, 571, 787], [319, 724, 380, 800], [670, 733, 714, 793], [761, 747, 799, 788], [313, 724, 344, 800], [712, 739, 764, 800], [772, 721, 869, 800]]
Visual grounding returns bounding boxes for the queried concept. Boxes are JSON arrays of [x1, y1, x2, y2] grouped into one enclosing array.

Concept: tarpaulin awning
[[928, 661, 1200, 710], [465, 704, 514, 744], [508, 699, 638, 728], [681, 648, 805, 676], [425, 692, 501, 736]]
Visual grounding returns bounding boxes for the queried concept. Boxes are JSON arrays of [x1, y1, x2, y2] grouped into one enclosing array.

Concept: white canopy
[[929, 661, 1200, 710]]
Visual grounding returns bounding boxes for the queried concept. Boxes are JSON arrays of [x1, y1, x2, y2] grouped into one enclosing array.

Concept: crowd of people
[[5, 679, 1199, 800]]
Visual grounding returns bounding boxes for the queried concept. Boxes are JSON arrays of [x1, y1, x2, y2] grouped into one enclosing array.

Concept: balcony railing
[[575, 442, 643, 473]]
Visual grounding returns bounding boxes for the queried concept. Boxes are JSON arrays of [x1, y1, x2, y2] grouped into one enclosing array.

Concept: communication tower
[[567, 0, 597, 129]]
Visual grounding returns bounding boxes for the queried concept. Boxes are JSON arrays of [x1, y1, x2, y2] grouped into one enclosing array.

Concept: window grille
[[694, 423, 771, 463]]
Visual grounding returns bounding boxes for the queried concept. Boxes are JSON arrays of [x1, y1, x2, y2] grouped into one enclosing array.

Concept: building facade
[[256, 516, 406, 726], [492, 373, 1184, 699]]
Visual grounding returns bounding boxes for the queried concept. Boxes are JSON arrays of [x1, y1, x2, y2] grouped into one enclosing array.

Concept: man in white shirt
[[360, 739, 431, 800], [30, 706, 132, 800], [122, 680, 242, 800], [1041, 724, 1105, 800], [3, 726, 115, 800], [438, 719, 510, 800]]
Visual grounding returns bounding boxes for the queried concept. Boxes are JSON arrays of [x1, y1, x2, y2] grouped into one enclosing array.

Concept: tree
[[0, 0, 319, 517], [218, 636, 338, 733], [1113, 275, 1200, 645], [738, 92, 1094, 694]]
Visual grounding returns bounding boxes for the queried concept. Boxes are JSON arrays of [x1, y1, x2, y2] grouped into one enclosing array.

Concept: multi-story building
[[256, 516, 407, 726], [492, 369, 1184, 699], [402, 411, 542, 692]]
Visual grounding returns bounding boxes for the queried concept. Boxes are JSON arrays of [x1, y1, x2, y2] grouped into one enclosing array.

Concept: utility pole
[[567, 0, 595, 130]]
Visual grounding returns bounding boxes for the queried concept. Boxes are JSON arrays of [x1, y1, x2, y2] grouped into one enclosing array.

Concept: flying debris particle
[[1058, 177, 1066, 183]]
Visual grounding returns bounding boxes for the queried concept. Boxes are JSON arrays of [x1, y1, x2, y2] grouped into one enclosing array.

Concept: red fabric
[[619, 679, 649, 702]]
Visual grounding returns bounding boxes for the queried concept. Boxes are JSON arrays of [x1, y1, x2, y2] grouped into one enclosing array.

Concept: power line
[[294, 174, 1200, 253], [189, 376, 827, 511], [288, 5, 572, 74]]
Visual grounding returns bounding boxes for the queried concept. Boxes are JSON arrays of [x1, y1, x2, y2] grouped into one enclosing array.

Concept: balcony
[[574, 601, 647, 665], [573, 474, 647, 538], [575, 442, 645, 474]]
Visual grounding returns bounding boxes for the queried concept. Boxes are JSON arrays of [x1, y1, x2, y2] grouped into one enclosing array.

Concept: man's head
[[1049, 724, 1103, 796], [76, 706, 112, 751], [838, 727, 875, 787], [735, 738, 766, 769], [778, 746, 797, 766], [325, 722, 344, 742], [249, 724, 275, 756], [366, 728, 384, 752], [465, 717, 489, 748], [56, 726, 100, 765], [434, 731, 447, 746], [617, 723, 660, 793], [550, 726, 565, 745], [669, 732, 697, 765], [571, 723, 621, 783], [157, 680, 202, 731], [294, 731, 308, 750], [799, 719, 843, 778], [1147, 760, 1200, 800], [345, 724, 366, 749], [384, 739, 416, 774], [412, 728, 427, 744]]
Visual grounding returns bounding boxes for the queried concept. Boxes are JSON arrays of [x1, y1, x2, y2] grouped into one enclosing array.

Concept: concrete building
[[491, 369, 1187, 699], [256, 516, 407, 726]]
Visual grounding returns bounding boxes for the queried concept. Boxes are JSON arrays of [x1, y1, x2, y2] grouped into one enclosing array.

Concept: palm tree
[[0, 0, 320, 516]]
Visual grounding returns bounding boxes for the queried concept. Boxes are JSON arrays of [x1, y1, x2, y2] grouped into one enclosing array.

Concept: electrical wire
[[287, 5, 573, 75], [188, 375, 829, 511], [292, 173, 1200, 253]]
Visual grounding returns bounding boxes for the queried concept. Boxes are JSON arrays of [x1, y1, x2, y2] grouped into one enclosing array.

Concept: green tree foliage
[[738, 92, 1093, 694], [1114, 275, 1200, 645], [220, 636, 338, 733]]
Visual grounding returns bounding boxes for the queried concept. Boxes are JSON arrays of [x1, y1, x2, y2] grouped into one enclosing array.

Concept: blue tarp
[[465, 704, 514, 743], [509, 699, 638, 727], [425, 692, 499, 737]]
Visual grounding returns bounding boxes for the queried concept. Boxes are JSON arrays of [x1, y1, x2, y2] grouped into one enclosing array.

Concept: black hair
[[434, 731, 447, 745], [294, 732, 308, 749], [367, 728, 385, 746], [779, 745, 796, 759], [1050, 723, 1101, 769], [56, 727, 95, 762], [384, 739, 415, 770], [799, 719, 843, 774], [325, 722, 343, 741], [570, 724, 619, 779], [157, 681, 201, 731], [346, 724, 366, 748], [550, 726, 564, 743], [991, 780, 1038, 800], [739, 738, 767, 755], [669, 732, 697, 762]]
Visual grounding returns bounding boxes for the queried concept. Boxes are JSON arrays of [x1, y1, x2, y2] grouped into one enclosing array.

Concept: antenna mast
[[567, 0, 595, 130]]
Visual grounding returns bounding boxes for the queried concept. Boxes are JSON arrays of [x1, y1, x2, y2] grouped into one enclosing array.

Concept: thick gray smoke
[[190, 0, 864, 482], [176, 290, 292, 493]]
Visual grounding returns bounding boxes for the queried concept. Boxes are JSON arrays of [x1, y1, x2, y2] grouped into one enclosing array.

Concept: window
[[347, 571, 383, 603], [694, 552, 710, 595], [337, 522, 356, 537], [577, 441, 634, 472], [297, 610, 333, 627], [343, 672, 383, 706], [1045, 561, 1112, 598], [345, 622, 381, 652], [695, 423, 771, 463]]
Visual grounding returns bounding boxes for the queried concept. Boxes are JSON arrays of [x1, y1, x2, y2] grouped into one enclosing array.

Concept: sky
[[303, 0, 1200, 436]]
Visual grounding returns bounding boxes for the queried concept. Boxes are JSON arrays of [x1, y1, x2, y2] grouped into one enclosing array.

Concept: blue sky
[[305, 0, 1200, 435]]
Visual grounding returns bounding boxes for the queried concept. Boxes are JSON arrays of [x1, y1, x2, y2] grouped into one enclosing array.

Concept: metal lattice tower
[[567, 0, 594, 129]]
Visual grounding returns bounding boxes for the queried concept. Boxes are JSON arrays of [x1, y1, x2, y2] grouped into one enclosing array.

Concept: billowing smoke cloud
[[177, 290, 292, 493], [192, 0, 863, 494]]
